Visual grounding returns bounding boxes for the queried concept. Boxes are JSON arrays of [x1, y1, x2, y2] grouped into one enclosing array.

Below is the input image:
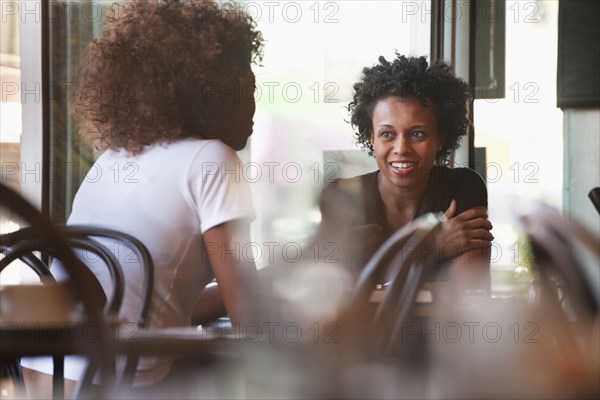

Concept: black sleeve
[[452, 168, 488, 215], [318, 180, 344, 226], [318, 177, 368, 227], [317, 177, 382, 275]]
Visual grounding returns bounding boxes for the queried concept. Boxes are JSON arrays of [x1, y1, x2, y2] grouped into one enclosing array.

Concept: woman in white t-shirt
[[22, 0, 264, 394]]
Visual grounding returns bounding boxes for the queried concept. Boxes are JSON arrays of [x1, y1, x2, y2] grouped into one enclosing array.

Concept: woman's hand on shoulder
[[436, 199, 494, 259]]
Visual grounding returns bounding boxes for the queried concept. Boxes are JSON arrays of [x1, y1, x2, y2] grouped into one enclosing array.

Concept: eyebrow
[[376, 124, 430, 129]]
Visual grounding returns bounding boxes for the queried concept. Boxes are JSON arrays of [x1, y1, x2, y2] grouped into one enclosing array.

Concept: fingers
[[465, 228, 495, 241], [463, 217, 493, 231], [444, 199, 457, 219], [453, 206, 488, 222], [466, 239, 493, 248]]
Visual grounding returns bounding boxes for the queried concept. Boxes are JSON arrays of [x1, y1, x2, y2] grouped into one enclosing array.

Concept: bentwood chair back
[[343, 213, 445, 357], [0, 183, 115, 399], [56, 225, 155, 397], [519, 202, 600, 365], [1, 226, 154, 398]]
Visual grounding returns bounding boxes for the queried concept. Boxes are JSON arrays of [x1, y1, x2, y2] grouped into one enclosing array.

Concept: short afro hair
[[348, 54, 471, 164], [73, 0, 263, 154]]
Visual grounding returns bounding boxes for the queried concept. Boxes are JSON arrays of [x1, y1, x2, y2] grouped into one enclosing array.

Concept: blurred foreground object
[[0, 182, 115, 399]]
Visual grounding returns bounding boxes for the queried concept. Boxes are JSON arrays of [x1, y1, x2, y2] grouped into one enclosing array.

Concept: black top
[[317, 166, 488, 273]]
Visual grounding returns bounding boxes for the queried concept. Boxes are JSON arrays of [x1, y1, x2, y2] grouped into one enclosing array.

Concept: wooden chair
[[0, 182, 115, 399], [58, 225, 155, 397], [340, 213, 445, 357], [519, 202, 599, 365], [1, 224, 155, 398]]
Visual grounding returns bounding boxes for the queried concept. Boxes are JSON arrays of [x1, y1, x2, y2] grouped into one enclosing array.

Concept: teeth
[[391, 162, 415, 169]]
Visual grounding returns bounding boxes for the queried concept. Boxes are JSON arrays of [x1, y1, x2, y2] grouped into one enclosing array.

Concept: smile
[[389, 161, 418, 176], [390, 162, 417, 170]]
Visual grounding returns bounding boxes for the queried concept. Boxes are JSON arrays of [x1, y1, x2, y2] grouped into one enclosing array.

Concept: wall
[[563, 108, 600, 237]]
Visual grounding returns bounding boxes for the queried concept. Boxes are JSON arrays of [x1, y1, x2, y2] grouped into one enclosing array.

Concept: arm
[[191, 219, 259, 326], [437, 200, 494, 259], [188, 141, 258, 325], [439, 200, 493, 293]]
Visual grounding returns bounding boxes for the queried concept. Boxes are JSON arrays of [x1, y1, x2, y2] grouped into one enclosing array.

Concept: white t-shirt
[[22, 138, 255, 386]]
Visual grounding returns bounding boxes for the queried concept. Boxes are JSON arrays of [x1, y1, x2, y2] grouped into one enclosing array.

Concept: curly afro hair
[[348, 54, 471, 164], [73, 0, 263, 154]]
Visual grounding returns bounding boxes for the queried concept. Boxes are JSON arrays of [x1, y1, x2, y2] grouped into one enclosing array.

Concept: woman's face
[[223, 69, 256, 151], [370, 96, 442, 190]]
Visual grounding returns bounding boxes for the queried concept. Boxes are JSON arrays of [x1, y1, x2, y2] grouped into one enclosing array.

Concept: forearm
[[203, 220, 260, 326]]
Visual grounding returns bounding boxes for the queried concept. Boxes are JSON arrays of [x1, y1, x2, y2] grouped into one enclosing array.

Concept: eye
[[411, 131, 425, 139], [380, 130, 394, 139]]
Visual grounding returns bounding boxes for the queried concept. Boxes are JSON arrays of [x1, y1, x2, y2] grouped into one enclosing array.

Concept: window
[[248, 1, 430, 265], [1, 0, 22, 195], [473, 0, 562, 296]]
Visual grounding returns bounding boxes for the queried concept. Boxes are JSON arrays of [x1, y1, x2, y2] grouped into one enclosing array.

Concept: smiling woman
[[370, 97, 441, 210], [318, 54, 493, 291]]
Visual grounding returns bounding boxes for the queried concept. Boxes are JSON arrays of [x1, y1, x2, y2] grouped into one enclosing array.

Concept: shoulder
[[321, 171, 376, 202], [429, 166, 487, 212], [430, 165, 486, 192], [177, 139, 240, 164], [181, 139, 241, 178], [319, 171, 377, 222], [431, 165, 485, 185]]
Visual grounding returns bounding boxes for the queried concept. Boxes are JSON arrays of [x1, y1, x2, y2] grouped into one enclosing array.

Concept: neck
[[377, 171, 428, 218]]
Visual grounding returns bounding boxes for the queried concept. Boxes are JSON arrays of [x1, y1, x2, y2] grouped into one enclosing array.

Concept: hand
[[436, 200, 494, 259]]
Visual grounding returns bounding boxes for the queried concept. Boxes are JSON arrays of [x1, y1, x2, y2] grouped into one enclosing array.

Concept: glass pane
[[48, 0, 111, 222], [248, 1, 430, 264], [0, 2, 34, 284], [1, 0, 21, 195], [473, 0, 562, 297]]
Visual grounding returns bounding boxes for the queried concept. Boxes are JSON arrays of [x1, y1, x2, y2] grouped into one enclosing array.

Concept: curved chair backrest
[[519, 202, 600, 363], [0, 232, 123, 314], [520, 202, 599, 312], [0, 186, 106, 320], [0, 182, 115, 397], [57, 225, 155, 329], [54, 225, 154, 396], [0, 241, 55, 283], [345, 213, 445, 357], [1, 221, 155, 397]]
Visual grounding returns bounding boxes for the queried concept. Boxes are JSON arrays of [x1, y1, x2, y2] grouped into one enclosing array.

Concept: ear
[[436, 135, 445, 151], [370, 131, 375, 147]]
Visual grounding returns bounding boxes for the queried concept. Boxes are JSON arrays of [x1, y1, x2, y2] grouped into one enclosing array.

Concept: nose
[[393, 134, 412, 155]]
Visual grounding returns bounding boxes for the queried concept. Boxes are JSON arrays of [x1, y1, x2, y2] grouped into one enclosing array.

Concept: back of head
[[74, 0, 263, 154]]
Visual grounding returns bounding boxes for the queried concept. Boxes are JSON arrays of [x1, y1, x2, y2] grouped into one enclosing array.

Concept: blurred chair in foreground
[[2, 225, 155, 399], [338, 213, 445, 358], [333, 203, 599, 399], [424, 202, 599, 399], [519, 202, 599, 363], [0, 182, 115, 399]]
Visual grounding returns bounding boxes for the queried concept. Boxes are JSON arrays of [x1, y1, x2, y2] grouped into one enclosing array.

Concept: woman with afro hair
[[22, 0, 263, 394], [319, 54, 493, 292]]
